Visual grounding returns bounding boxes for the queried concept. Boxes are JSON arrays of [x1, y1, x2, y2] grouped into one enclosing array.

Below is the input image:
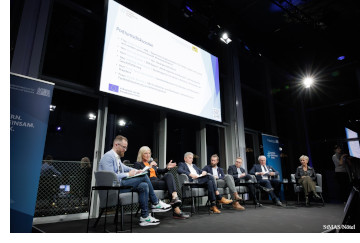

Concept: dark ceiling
[[38, 0, 360, 133]]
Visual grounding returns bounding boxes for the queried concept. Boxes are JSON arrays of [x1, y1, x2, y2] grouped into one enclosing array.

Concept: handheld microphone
[[150, 157, 158, 169]]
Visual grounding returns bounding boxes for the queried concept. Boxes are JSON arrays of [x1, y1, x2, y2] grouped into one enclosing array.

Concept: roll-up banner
[[261, 133, 284, 199], [10, 73, 54, 233]]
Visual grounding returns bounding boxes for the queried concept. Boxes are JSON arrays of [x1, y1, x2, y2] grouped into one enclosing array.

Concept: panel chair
[[290, 173, 325, 206], [90, 171, 138, 232], [178, 173, 208, 214]]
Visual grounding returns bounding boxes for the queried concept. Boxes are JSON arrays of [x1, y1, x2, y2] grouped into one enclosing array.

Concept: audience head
[[113, 135, 128, 157], [137, 146, 151, 162], [334, 145, 341, 154], [235, 157, 243, 168], [258, 155, 266, 165], [80, 157, 91, 168], [184, 152, 194, 164], [43, 155, 54, 164], [299, 155, 309, 167], [210, 154, 219, 167]]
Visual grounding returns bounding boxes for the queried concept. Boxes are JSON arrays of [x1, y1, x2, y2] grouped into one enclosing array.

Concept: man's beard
[[120, 151, 125, 157]]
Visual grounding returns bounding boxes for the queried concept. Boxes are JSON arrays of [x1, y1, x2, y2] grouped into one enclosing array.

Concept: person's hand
[[269, 172, 275, 176], [214, 175, 219, 179], [239, 173, 246, 178], [301, 176, 305, 178], [129, 169, 137, 177], [167, 160, 176, 169], [189, 173, 198, 179], [201, 171, 207, 176], [150, 161, 157, 167]]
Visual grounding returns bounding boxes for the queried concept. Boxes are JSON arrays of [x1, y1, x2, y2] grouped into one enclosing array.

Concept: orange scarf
[[143, 162, 157, 178]]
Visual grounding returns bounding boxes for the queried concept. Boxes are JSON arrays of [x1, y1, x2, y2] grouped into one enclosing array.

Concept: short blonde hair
[[137, 146, 151, 162], [299, 155, 309, 161]]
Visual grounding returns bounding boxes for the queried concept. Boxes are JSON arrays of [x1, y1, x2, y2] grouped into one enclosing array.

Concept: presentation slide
[[345, 127, 360, 159], [99, 0, 221, 122]]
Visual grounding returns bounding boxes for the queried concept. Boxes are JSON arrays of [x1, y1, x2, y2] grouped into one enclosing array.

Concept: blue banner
[[262, 134, 284, 199], [10, 74, 54, 233]]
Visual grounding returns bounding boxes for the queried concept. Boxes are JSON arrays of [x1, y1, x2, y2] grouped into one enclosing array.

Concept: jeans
[[197, 174, 220, 202], [120, 174, 158, 218], [258, 178, 281, 201]]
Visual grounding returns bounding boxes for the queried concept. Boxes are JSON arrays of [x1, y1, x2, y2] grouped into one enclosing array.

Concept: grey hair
[[258, 155, 266, 161], [299, 155, 309, 161], [184, 152, 194, 158]]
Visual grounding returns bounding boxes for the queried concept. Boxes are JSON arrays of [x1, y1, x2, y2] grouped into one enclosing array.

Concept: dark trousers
[[258, 178, 281, 201], [234, 174, 259, 203], [150, 173, 177, 198], [197, 175, 220, 202], [335, 172, 350, 202]]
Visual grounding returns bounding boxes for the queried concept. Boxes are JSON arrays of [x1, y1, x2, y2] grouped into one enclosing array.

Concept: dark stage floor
[[33, 201, 350, 233]]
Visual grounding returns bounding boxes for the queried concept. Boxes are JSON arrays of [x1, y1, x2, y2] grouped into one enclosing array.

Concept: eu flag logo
[[108, 84, 119, 92]]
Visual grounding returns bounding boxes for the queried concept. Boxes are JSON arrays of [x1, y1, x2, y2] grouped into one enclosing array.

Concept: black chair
[[88, 171, 137, 232]]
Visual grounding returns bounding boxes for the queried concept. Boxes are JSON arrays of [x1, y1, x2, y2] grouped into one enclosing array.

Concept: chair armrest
[[178, 174, 189, 186], [316, 174, 322, 187], [249, 174, 257, 183]]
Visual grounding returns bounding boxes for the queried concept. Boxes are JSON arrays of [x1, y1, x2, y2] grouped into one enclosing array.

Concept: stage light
[[50, 105, 56, 111], [88, 113, 96, 120], [337, 56, 345, 61], [56, 126, 61, 131], [303, 77, 314, 88], [220, 32, 232, 44], [119, 119, 126, 126]]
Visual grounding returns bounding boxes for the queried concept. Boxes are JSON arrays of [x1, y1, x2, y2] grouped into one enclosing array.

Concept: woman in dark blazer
[[295, 155, 321, 205], [134, 146, 189, 219]]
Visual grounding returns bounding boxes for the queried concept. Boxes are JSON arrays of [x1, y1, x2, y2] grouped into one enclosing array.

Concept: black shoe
[[255, 202, 263, 207], [170, 197, 182, 207], [313, 192, 321, 199], [173, 211, 190, 219]]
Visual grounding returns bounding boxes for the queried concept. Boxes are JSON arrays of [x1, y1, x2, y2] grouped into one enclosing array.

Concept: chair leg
[[320, 193, 325, 206], [297, 192, 300, 205], [93, 208, 104, 228], [135, 207, 140, 217]]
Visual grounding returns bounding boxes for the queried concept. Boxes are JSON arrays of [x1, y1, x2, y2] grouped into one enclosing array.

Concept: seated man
[[202, 154, 245, 210], [98, 135, 172, 226], [177, 152, 233, 213], [228, 157, 262, 207], [249, 155, 282, 206]]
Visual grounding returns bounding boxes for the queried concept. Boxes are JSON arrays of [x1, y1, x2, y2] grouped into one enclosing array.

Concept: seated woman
[[295, 155, 321, 206], [134, 146, 189, 219]]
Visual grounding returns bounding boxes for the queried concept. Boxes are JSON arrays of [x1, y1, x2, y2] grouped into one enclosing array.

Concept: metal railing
[[35, 160, 93, 217]]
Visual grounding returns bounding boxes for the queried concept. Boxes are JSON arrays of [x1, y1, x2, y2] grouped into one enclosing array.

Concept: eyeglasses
[[116, 143, 128, 150]]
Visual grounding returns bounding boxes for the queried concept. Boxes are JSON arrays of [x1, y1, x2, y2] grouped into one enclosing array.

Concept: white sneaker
[[139, 215, 160, 226], [151, 200, 172, 212]]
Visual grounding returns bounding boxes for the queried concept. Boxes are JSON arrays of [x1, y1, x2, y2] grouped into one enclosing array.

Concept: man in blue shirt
[[98, 135, 171, 226]]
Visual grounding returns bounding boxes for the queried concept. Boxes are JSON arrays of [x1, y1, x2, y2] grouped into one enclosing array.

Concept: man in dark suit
[[177, 152, 233, 213], [249, 155, 282, 206], [228, 157, 262, 207], [202, 154, 245, 210]]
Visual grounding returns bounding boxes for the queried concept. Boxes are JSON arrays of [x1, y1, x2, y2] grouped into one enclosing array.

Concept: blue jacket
[[98, 149, 134, 184], [177, 162, 203, 182], [249, 164, 279, 181], [227, 165, 245, 180], [202, 165, 225, 179]]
